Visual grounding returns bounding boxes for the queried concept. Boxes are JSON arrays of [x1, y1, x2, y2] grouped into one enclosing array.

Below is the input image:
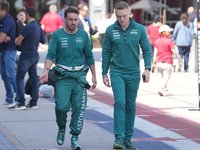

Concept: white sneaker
[[0, 102, 12, 107], [178, 62, 183, 72], [163, 91, 174, 96], [8, 102, 18, 108], [25, 94, 31, 99]]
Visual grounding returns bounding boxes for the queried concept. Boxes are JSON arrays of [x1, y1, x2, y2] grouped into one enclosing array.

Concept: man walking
[[0, 1, 19, 107], [39, 6, 97, 150], [102, 1, 151, 149], [10, 7, 45, 110]]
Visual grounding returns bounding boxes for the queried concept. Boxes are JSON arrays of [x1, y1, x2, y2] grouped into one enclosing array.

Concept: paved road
[[0, 45, 200, 150]]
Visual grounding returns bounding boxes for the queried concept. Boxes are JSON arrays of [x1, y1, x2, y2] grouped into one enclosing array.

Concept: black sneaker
[[9, 103, 26, 110], [26, 103, 38, 110]]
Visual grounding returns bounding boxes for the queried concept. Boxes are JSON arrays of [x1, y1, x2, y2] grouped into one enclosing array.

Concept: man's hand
[[179, 57, 183, 63], [92, 25, 98, 31], [103, 76, 111, 87], [38, 72, 48, 84], [142, 69, 150, 83], [91, 76, 97, 89], [4, 36, 11, 43]]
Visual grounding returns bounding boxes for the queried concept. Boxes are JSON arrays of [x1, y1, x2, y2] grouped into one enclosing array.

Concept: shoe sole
[[9, 107, 26, 111], [26, 106, 38, 110], [71, 146, 81, 150], [113, 144, 125, 149], [126, 146, 136, 149]]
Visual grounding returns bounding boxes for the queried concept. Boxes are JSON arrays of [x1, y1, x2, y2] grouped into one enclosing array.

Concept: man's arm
[[41, 24, 45, 31], [89, 64, 97, 89], [39, 59, 54, 84], [0, 32, 7, 44], [15, 35, 24, 46], [140, 26, 152, 83]]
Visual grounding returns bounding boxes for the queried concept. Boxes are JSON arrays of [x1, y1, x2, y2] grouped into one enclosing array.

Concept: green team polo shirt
[[102, 18, 152, 76], [47, 28, 94, 67]]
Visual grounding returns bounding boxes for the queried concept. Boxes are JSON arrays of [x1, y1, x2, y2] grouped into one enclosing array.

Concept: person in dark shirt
[[10, 7, 45, 110], [0, 1, 19, 107], [187, 6, 196, 23]]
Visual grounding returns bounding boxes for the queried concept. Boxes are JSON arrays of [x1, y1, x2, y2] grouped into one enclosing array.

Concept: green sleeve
[[102, 29, 112, 76], [140, 26, 152, 68], [46, 33, 58, 62], [84, 33, 94, 66]]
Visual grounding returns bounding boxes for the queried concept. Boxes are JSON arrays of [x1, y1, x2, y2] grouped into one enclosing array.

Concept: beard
[[66, 24, 77, 32]]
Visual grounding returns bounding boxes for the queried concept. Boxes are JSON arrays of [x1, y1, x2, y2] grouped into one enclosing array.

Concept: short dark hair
[[26, 7, 36, 18], [115, 1, 129, 10], [64, 6, 79, 18], [0, 1, 10, 13], [17, 7, 26, 14], [154, 15, 162, 23]]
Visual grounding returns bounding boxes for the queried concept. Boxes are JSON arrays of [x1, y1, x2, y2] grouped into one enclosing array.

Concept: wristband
[[103, 75, 108, 78], [145, 67, 151, 71]]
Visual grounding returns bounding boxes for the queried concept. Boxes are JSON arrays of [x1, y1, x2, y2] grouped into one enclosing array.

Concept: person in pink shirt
[[40, 4, 63, 43], [153, 25, 182, 96], [148, 15, 162, 72]]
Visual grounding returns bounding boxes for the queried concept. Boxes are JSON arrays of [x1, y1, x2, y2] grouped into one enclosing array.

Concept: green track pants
[[110, 72, 140, 140], [55, 78, 87, 135]]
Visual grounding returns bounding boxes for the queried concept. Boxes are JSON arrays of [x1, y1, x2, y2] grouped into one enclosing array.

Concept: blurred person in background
[[40, 4, 63, 43], [173, 13, 195, 72], [95, 11, 110, 46], [187, 6, 196, 23], [10, 7, 45, 110], [153, 25, 182, 96], [148, 15, 162, 72], [77, 3, 98, 48], [0, 1, 19, 107]]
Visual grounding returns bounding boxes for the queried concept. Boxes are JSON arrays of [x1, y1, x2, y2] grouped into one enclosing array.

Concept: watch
[[145, 67, 151, 71]]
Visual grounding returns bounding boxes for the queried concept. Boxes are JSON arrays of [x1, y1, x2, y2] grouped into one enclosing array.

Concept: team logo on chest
[[76, 37, 83, 43], [61, 37, 68, 48], [112, 30, 120, 40], [130, 29, 138, 34]]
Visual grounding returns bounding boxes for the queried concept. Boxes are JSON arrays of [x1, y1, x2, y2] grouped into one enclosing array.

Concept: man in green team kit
[[39, 6, 97, 150], [102, 1, 152, 149]]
